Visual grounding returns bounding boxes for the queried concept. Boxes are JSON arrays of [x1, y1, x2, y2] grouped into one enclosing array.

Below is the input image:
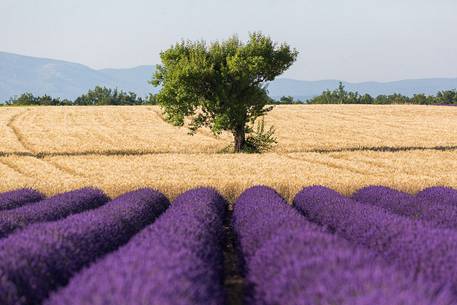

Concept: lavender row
[[417, 186, 457, 206], [353, 186, 457, 230], [0, 188, 169, 305], [294, 186, 457, 291], [0, 188, 44, 211], [0, 188, 109, 238], [45, 188, 227, 305], [233, 186, 451, 305]]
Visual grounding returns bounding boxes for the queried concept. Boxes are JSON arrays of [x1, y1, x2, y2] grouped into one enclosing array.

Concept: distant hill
[[0, 52, 157, 101], [1, 51, 457, 102], [268, 78, 457, 100], [99, 65, 157, 97]]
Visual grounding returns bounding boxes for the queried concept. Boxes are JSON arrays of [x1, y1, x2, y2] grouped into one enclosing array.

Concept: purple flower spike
[[0, 189, 44, 211], [233, 185, 322, 261], [0, 188, 109, 238], [354, 185, 457, 230], [294, 185, 457, 291], [0, 188, 169, 305], [44, 187, 227, 305], [417, 186, 457, 207], [234, 186, 452, 305]]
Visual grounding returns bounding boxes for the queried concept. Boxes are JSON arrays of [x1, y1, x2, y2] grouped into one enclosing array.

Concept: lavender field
[[1, 185, 457, 305]]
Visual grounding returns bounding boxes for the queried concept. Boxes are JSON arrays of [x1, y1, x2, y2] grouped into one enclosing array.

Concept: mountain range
[[1, 51, 457, 102]]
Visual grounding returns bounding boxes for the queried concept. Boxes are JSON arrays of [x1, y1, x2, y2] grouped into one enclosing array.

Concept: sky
[[1, 0, 456, 82]]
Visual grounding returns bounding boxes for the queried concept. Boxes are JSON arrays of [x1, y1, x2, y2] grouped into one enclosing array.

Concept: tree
[[359, 94, 374, 104], [279, 96, 295, 104], [151, 32, 298, 152], [410, 94, 430, 105], [5, 93, 72, 106], [146, 93, 158, 105], [7, 93, 37, 105], [74, 86, 145, 105], [437, 90, 457, 104], [336, 82, 346, 104]]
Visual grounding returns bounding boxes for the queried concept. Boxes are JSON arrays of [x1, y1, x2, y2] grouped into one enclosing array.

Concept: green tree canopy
[[152, 32, 298, 152], [4, 93, 72, 106], [307, 84, 457, 105], [74, 86, 146, 106]]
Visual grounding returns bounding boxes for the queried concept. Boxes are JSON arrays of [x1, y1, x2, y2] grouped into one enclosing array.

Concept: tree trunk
[[233, 125, 246, 153]]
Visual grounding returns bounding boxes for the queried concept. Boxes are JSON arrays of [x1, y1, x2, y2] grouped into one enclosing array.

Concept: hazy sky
[[1, 0, 456, 82]]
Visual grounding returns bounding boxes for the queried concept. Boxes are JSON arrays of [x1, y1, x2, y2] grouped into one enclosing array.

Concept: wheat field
[[1, 105, 456, 201]]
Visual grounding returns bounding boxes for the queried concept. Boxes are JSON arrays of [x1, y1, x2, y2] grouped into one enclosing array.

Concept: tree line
[[304, 82, 457, 105], [4, 83, 457, 107], [2, 86, 157, 106]]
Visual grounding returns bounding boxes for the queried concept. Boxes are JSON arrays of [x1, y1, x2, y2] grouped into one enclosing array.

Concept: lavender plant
[[0, 188, 109, 238], [44, 188, 227, 305], [417, 186, 457, 206], [0, 189, 44, 211], [233, 186, 452, 305], [294, 185, 457, 291], [353, 185, 457, 230], [0, 188, 169, 305]]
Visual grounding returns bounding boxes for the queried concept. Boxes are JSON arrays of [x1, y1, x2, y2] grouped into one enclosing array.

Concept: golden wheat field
[[1, 104, 457, 201]]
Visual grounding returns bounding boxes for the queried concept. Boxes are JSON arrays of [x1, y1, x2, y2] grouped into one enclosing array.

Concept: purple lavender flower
[[0, 189, 44, 211], [353, 185, 457, 230], [234, 186, 452, 305], [353, 186, 419, 216], [44, 187, 227, 305], [294, 185, 457, 290], [233, 185, 322, 261], [250, 226, 453, 305], [0, 188, 169, 305], [0, 188, 109, 238], [417, 186, 457, 206]]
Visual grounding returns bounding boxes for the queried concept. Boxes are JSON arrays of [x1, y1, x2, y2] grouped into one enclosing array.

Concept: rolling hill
[[0, 52, 157, 101]]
